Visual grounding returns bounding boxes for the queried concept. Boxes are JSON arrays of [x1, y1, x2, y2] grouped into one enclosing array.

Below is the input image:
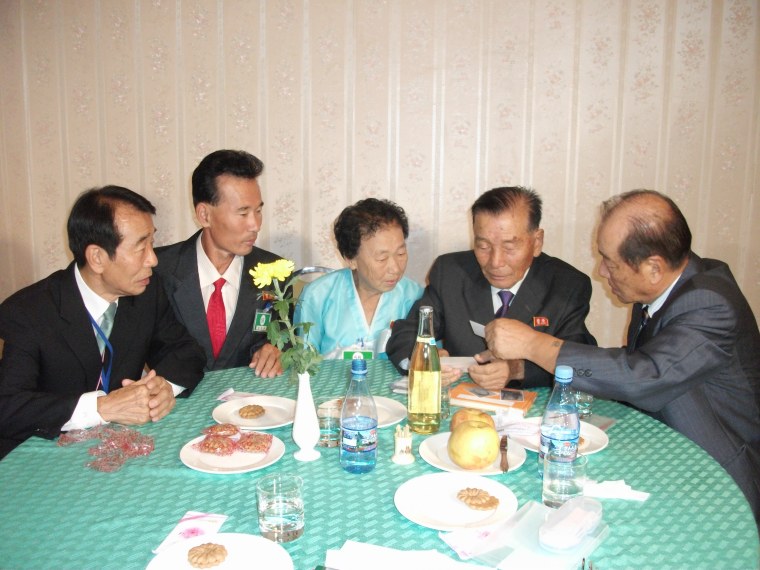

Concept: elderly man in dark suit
[[155, 150, 283, 376], [484, 189, 760, 523], [386, 186, 597, 389], [0, 186, 206, 458]]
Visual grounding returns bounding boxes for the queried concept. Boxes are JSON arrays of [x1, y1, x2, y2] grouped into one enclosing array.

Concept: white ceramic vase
[[292, 372, 321, 461]]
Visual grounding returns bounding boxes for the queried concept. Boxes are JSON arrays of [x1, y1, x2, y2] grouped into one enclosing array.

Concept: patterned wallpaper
[[0, 0, 758, 347]]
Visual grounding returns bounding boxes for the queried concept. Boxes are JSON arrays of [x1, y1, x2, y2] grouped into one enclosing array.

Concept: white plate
[[179, 434, 285, 474], [146, 532, 293, 570], [394, 472, 518, 531], [418, 432, 526, 475], [509, 416, 609, 455], [212, 396, 296, 430], [374, 396, 406, 428]]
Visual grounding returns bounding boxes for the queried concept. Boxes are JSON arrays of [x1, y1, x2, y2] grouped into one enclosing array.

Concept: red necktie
[[207, 278, 226, 359]]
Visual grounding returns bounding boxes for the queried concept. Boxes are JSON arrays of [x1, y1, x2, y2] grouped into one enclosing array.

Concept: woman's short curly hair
[[334, 198, 409, 260]]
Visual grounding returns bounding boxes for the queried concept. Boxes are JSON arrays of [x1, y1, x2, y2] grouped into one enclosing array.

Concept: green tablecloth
[[0, 359, 757, 569]]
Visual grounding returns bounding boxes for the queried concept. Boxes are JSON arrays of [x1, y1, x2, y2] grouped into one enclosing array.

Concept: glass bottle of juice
[[407, 306, 441, 434]]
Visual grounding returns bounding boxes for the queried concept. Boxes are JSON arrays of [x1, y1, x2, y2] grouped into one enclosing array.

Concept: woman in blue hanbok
[[295, 198, 423, 360]]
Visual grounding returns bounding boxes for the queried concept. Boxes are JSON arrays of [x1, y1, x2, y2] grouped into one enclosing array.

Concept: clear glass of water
[[316, 397, 341, 447], [440, 383, 450, 420], [576, 391, 594, 419], [256, 473, 304, 542], [542, 451, 588, 508]]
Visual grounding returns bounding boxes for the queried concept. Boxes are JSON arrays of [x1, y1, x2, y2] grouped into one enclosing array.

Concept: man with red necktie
[[155, 150, 284, 377]]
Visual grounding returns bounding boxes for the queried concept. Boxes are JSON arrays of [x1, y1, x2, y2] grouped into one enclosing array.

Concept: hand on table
[[249, 343, 283, 378], [97, 369, 175, 424]]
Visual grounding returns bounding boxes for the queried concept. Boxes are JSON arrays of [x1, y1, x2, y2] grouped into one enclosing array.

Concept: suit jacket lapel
[[466, 256, 497, 327], [170, 238, 215, 364], [219, 253, 258, 363], [508, 254, 547, 325], [627, 253, 699, 350], [58, 264, 105, 391]]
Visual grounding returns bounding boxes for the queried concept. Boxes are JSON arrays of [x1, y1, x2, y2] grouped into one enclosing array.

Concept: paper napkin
[[325, 540, 487, 569], [390, 376, 408, 395], [441, 501, 609, 570], [583, 480, 650, 501], [494, 417, 540, 437], [216, 388, 262, 401], [152, 511, 228, 553]]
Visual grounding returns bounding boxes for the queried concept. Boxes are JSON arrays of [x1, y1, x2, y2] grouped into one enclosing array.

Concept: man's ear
[[85, 244, 106, 275], [196, 202, 211, 228], [532, 228, 544, 256], [643, 255, 666, 285]]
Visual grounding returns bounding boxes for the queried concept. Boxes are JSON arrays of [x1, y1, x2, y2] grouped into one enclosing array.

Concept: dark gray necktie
[[495, 290, 514, 319], [631, 305, 650, 350]]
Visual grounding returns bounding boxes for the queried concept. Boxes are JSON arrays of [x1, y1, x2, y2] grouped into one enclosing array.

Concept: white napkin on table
[[494, 416, 540, 436], [216, 388, 262, 401], [324, 540, 490, 569], [441, 501, 609, 570], [390, 376, 408, 395], [583, 480, 650, 501]]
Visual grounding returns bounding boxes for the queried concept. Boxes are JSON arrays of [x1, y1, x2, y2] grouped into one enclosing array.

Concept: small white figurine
[[391, 424, 415, 465]]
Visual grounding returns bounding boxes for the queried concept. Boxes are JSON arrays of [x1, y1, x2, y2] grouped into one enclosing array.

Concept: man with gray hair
[[387, 186, 596, 389]]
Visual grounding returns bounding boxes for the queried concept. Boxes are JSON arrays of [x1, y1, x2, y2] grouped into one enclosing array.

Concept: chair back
[[292, 266, 335, 299]]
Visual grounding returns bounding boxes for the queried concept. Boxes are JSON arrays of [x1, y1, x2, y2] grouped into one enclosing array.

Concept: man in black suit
[[484, 189, 760, 522], [386, 186, 596, 389], [155, 150, 283, 375], [0, 186, 206, 458]]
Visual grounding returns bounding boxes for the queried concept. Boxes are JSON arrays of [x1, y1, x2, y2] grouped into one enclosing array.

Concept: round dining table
[[0, 359, 757, 569]]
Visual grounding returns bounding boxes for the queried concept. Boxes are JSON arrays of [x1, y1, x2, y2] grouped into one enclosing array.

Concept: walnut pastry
[[456, 487, 500, 510], [187, 542, 228, 568]]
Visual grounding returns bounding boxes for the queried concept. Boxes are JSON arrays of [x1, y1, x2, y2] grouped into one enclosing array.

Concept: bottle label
[[341, 426, 377, 453], [539, 433, 578, 461]]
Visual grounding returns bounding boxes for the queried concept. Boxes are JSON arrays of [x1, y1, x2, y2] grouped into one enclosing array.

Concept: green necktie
[[97, 302, 117, 355]]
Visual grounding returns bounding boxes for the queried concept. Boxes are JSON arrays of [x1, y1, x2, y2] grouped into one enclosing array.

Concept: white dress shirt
[[196, 234, 243, 332], [490, 267, 530, 314], [646, 272, 684, 318], [61, 264, 184, 432]]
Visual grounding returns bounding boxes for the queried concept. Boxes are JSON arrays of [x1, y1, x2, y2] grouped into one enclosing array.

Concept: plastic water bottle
[[340, 353, 378, 473], [537, 365, 580, 477]]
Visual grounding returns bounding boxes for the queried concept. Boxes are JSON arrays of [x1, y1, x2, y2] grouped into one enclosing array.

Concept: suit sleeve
[[386, 258, 447, 371], [145, 275, 206, 395], [0, 302, 80, 443], [559, 288, 735, 412]]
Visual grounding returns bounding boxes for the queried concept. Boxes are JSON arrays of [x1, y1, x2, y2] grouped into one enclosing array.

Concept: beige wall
[[1, 0, 758, 347]]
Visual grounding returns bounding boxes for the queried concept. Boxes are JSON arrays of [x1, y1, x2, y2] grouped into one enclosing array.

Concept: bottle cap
[[351, 352, 368, 375], [554, 365, 573, 383]]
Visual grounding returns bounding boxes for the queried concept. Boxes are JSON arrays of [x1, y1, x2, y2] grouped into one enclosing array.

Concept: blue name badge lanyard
[[88, 313, 114, 393]]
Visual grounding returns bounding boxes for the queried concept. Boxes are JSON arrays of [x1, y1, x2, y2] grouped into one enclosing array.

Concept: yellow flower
[[249, 258, 322, 376], [250, 259, 295, 288]]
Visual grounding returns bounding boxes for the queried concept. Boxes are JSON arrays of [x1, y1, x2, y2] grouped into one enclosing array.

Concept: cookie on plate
[[187, 542, 228, 568], [239, 404, 266, 419], [456, 487, 500, 510]]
